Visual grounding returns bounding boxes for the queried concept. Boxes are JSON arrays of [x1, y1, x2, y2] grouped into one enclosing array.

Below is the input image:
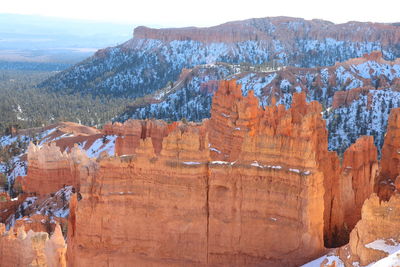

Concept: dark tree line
[[0, 69, 130, 135]]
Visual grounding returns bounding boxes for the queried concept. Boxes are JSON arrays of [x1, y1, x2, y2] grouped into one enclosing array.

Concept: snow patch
[[365, 239, 400, 254]]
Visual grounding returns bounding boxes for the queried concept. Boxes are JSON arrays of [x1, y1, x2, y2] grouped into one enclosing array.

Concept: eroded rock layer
[[340, 194, 400, 266], [134, 19, 400, 45], [378, 108, 400, 200], [13, 80, 384, 266], [0, 224, 66, 267], [103, 119, 171, 155], [63, 80, 380, 266], [339, 136, 378, 234], [24, 143, 89, 196]]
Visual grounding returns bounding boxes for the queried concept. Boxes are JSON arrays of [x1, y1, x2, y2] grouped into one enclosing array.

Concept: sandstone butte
[[3, 80, 382, 266], [23, 143, 88, 196]]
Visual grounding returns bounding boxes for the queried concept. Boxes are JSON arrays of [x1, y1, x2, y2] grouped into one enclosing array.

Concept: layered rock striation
[[24, 143, 89, 196], [103, 119, 171, 156], [65, 80, 379, 266], [339, 136, 378, 237], [8, 80, 385, 266], [340, 194, 400, 266]]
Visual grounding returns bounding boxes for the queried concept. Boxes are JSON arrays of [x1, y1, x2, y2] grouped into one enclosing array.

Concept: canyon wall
[[103, 119, 171, 156], [380, 108, 400, 182], [67, 81, 332, 266], [66, 80, 379, 266], [339, 136, 378, 238], [11, 80, 385, 266]]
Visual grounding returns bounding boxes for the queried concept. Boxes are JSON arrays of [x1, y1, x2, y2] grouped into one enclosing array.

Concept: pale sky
[[1, 0, 399, 27]]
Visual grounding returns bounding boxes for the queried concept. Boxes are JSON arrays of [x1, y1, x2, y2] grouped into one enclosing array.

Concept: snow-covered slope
[[40, 17, 400, 99], [117, 53, 400, 154], [0, 122, 117, 196]]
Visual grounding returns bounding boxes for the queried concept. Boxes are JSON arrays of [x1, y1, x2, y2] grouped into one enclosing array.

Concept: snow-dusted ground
[[301, 254, 345, 267], [370, 249, 400, 267], [84, 135, 117, 158], [123, 58, 400, 154], [327, 90, 400, 153], [6, 186, 73, 230], [302, 239, 400, 267], [43, 25, 399, 100], [365, 239, 400, 255]]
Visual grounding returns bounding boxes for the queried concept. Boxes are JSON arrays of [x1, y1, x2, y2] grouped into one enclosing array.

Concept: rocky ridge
[[40, 17, 400, 100]]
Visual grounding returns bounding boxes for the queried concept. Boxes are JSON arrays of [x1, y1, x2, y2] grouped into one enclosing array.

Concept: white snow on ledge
[[365, 239, 400, 254], [249, 161, 311, 175], [210, 161, 235, 165], [209, 147, 221, 154], [301, 254, 344, 267], [370, 248, 400, 267], [221, 112, 230, 118], [183, 161, 201, 165]]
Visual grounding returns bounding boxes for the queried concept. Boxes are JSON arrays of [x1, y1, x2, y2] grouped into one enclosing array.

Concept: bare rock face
[[66, 80, 375, 266], [23, 143, 89, 195], [339, 136, 378, 237], [67, 127, 210, 267], [379, 108, 400, 199], [103, 119, 170, 155], [341, 194, 400, 266], [0, 224, 66, 267], [207, 83, 327, 265]]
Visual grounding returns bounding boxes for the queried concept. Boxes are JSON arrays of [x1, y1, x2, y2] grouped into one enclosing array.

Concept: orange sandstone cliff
[[378, 108, 400, 199], [338, 194, 400, 266], [336, 136, 378, 244], [66, 81, 331, 266], [13, 80, 385, 266], [63, 80, 379, 266]]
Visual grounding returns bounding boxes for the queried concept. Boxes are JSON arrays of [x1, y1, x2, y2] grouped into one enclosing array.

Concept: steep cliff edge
[[338, 136, 378, 242], [65, 80, 379, 266], [2, 80, 386, 266]]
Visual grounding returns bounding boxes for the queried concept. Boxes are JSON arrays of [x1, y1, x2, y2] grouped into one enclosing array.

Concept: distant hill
[[0, 13, 134, 66], [41, 16, 400, 96]]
